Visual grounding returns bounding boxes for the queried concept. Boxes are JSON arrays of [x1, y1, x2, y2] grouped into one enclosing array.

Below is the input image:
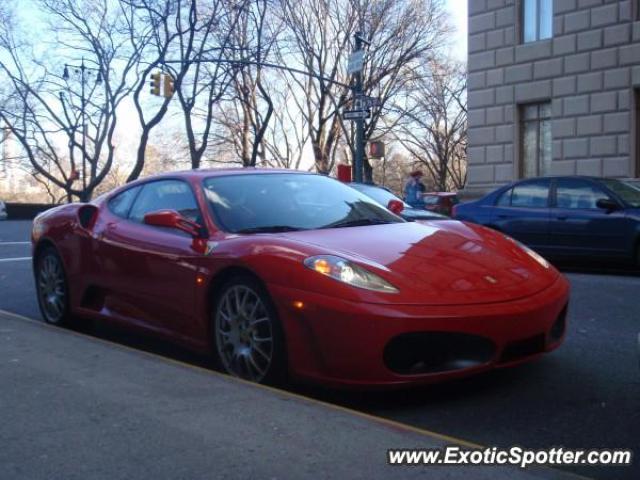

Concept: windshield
[[601, 179, 640, 208], [349, 184, 409, 207], [203, 173, 404, 233], [625, 180, 640, 190]]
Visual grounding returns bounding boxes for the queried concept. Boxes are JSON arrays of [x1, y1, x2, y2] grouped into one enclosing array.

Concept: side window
[[108, 186, 141, 218], [129, 180, 201, 225], [496, 188, 513, 206], [510, 180, 550, 208], [555, 179, 610, 210]]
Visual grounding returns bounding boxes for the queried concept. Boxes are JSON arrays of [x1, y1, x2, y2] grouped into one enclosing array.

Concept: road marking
[[0, 308, 594, 480], [0, 257, 32, 263], [0, 242, 30, 245]]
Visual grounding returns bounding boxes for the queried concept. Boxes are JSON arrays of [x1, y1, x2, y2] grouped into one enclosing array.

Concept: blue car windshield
[[601, 179, 640, 208], [203, 173, 404, 233]]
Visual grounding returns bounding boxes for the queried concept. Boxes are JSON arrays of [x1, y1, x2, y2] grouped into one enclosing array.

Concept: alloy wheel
[[214, 285, 275, 382], [37, 252, 67, 324]]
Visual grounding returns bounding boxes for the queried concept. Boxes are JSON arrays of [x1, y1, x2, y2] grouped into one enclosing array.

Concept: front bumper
[[269, 276, 570, 388]]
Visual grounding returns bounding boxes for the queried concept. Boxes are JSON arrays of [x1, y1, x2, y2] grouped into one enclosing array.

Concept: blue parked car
[[454, 176, 640, 265]]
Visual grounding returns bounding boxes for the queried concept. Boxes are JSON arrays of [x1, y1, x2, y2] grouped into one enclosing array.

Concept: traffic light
[[163, 74, 175, 98], [150, 72, 161, 96]]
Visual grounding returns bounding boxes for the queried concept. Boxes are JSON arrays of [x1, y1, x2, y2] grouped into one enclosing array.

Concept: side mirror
[[596, 198, 620, 212], [144, 209, 201, 237], [387, 199, 404, 215]]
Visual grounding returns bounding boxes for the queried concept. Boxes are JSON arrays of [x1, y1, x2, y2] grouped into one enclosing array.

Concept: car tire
[[211, 274, 287, 385], [35, 247, 72, 326]]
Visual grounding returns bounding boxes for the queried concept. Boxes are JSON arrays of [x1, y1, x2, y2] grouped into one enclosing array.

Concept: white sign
[[354, 95, 381, 110], [343, 109, 369, 120], [347, 50, 365, 74]]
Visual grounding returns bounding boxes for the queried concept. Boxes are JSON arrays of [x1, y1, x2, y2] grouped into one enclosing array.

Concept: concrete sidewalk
[[0, 311, 583, 480]]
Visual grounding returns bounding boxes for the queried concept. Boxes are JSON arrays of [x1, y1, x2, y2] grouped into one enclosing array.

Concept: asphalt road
[[6, 310, 574, 480], [1, 220, 638, 479]]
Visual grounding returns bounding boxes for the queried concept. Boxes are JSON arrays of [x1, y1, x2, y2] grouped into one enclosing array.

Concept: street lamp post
[[62, 59, 102, 199]]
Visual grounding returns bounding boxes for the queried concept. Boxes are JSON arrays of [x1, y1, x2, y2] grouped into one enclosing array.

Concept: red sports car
[[31, 169, 569, 388]]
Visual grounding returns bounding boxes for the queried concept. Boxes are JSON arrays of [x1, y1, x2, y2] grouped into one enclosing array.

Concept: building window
[[523, 0, 553, 43], [520, 102, 551, 178]]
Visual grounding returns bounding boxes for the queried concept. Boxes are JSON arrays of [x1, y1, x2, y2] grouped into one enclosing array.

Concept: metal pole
[[80, 59, 87, 199], [353, 32, 364, 184]]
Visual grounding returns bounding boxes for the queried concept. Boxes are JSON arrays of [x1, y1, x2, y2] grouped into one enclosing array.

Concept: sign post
[[352, 33, 366, 183]]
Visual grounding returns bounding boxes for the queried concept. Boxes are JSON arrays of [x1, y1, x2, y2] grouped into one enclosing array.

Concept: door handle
[[497, 214, 511, 219], [556, 216, 568, 221]]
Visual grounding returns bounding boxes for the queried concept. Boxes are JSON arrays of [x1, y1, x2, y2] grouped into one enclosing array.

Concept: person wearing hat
[[404, 170, 425, 208]]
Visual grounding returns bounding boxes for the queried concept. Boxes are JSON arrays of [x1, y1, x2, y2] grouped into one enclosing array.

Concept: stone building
[[466, 0, 640, 196]]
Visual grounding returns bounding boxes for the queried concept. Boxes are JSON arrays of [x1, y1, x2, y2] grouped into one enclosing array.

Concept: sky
[[445, 0, 468, 62], [3, 0, 470, 185]]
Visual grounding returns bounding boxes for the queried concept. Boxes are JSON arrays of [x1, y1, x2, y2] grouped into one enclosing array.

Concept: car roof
[[350, 182, 389, 190], [148, 167, 312, 180], [93, 168, 316, 204], [512, 175, 607, 182]]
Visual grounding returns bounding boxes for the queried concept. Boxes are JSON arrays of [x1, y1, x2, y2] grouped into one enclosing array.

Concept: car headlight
[[304, 255, 399, 293]]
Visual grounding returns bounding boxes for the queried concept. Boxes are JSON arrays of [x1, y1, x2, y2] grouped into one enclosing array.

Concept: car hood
[[402, 208, 446, 221], [281, 221, 559, 305]]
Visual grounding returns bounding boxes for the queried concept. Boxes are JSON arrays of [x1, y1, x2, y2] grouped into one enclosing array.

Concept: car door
[[95, 179, 204, 337], [490, 179, 552, 253], [548, 178, 628, 257]]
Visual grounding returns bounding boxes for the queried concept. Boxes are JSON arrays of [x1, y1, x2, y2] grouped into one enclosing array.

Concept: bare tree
[[211, 0, 281, 167], [358, 0, 448, 182], [261, 80, 311, 169], [275, 0, 355, 174], [396, 58, 467, 191], [0, 0, 146, 201], [171, 0, 247, 169], [122, 0, 187, 181], [274, 0, 447, 177]]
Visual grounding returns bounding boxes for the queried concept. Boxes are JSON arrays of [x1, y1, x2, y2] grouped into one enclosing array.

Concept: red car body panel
[[32, 169, 570, 388], [270, 277, 568, 387]]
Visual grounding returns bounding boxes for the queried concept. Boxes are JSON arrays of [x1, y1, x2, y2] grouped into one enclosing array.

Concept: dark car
[[453, 176, 640, 265], [349, 183, 446, 221], [623, 178, 640, 191], [422, 192, 459, 216]]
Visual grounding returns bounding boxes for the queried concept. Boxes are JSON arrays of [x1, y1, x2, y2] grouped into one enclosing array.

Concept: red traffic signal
[[337, 164, 352, 183], [369, 141, 385, 158]]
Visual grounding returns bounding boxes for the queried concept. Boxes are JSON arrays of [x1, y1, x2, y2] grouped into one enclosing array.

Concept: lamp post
[[62, 59, 102, 199]]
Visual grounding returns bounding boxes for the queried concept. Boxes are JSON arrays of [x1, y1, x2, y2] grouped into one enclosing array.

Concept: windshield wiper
[[321, 218, 396, 229], [236, 225, 305, 234]]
